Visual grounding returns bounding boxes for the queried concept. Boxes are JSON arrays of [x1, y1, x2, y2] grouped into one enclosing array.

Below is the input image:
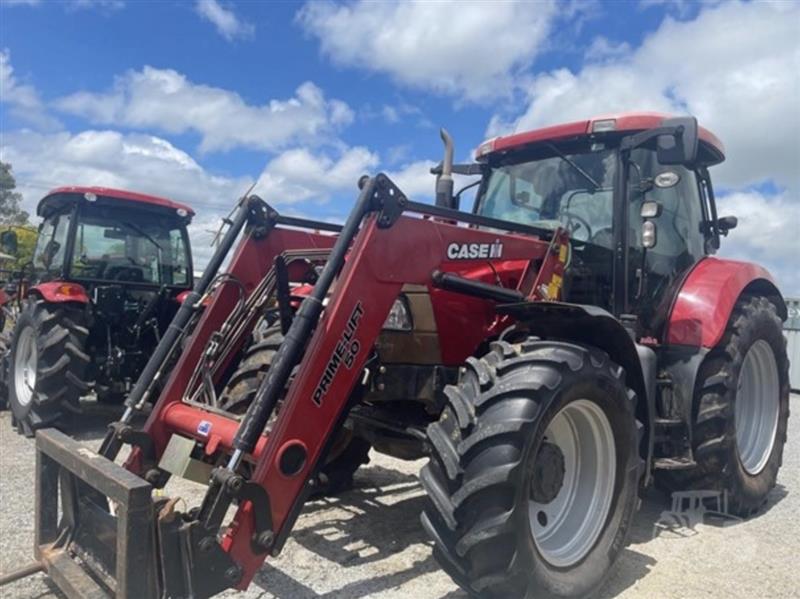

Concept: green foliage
[[0, 161, 30, 226], [0, 162, 35, 269]]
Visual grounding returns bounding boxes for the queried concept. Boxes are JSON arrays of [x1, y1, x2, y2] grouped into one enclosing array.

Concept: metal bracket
[[369, 173, 408, 229], [202, 468, 275, 554], [246, 195, 277, 239]]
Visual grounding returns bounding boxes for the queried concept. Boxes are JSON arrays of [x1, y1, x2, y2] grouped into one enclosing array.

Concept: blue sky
[[1, 0, 798, 293]]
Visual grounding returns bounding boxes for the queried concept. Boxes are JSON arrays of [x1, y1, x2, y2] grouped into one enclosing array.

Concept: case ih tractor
[[0, 113, 789, 599], [1, 187, 194, 435]]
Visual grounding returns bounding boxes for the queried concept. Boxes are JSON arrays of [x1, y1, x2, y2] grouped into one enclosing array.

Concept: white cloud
[[195, 0, 254, 41], [0, 129, 252, 267], [297, 0, 558, 101], [55, 66, 353, 153], [716, 190, 800, 295], [488, 1, 800, 194], [255, 146, 378, 204], [0, 49, 59, 129]]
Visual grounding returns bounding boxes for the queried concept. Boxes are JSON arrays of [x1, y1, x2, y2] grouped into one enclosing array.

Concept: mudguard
[[666, 257, 786, 348], [29, 281, 90, 304], [0, 288, 8, 307]]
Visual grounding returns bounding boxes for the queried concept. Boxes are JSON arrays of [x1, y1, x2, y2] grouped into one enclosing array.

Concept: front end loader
[[0, 113, 789, 599]]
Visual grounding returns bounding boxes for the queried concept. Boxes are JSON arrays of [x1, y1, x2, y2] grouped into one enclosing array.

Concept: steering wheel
[[559, 211, 593, 241]]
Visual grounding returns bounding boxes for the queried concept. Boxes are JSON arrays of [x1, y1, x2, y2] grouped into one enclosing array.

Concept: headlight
[[383, 296, 412, 331]]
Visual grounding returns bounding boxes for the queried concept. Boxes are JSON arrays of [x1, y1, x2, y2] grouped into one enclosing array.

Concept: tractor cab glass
[[475, 138, 711, 334], [32, 209, 72, 276], [69, 204, 191, 286], [476, 144, 616, 247]]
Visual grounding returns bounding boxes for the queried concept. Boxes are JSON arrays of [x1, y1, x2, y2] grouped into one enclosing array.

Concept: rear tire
[[219, 326, 370, 495], [8, 299, 90, 437], [421, 339, 641, 598], [656, 296, 790, 516]]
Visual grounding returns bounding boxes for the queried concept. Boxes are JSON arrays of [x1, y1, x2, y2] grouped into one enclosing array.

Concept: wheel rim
[[529, 399, 616, 568], [14, 325, 38, 407], [735, 340, 780, 475]]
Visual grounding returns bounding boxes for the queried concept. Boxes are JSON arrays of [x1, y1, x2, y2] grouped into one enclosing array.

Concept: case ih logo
[[446, 240, 503, 260], [312, 302, 364, 407]]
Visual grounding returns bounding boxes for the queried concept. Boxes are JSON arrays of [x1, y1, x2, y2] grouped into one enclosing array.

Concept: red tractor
[[0, 187, 194, 435], [1, 113, 789, 599]]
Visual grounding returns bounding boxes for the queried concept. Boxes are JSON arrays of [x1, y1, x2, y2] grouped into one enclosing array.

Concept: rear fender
[[666, 257, 786, 348], [28, 281, 90, 304], [499, 301, 655, 484]]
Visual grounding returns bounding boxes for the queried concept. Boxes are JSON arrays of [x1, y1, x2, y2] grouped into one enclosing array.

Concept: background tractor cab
[[4, 186, 194, 435]]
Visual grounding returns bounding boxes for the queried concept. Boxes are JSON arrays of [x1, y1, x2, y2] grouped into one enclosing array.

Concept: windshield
[[476, 146, 616, 247], [69, 205, 190, 286]]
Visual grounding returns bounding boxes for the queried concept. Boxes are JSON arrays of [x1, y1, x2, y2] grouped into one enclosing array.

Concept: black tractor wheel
[[421, 338, 641, 598], [8, 299, 90, 437], [219, 326, 371, 495], [656, 296, 790, 517]]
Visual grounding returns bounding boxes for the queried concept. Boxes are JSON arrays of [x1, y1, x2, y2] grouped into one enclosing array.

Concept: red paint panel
[[666, 257, 778, 348], [30, 281, 90, 304], [40, 186, 195, 217]]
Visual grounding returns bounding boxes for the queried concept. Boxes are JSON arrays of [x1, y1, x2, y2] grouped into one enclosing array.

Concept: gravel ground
[[1, 396, 798, 598]]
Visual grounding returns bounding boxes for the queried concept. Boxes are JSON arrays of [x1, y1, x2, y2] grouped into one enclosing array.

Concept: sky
[[0, 0, 798, 293]]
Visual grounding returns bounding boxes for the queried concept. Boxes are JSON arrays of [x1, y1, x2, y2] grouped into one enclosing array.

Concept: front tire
[[9, 299, 90, 437], [656, 296, 790, 516], [421, 339, 641, 598]]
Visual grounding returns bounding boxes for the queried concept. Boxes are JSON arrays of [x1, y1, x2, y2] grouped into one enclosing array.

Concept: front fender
[[29, 281, 90, 304], [666, 257, 785, 348]]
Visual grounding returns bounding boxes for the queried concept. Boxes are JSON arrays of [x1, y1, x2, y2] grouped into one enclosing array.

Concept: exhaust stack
[[435, 128, 454, 208]]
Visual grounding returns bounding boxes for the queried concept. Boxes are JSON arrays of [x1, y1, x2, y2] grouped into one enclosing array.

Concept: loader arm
[[13, 174, 554, 598]]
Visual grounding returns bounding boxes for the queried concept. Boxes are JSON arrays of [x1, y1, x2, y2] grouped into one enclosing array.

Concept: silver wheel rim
[[735, 340, 780, 475], [14, 325, 38, 407], [529, 399, 616, 567]]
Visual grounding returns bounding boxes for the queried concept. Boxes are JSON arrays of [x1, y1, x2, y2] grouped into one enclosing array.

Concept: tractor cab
[[4, 187, 196, 434], [466, 113, 732, 340], [34, 187, 193, 289]]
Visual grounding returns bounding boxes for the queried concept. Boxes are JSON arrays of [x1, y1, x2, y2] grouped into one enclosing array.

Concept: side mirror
[[0, 230, 18, 255], [657, 116, 699, 166], [717, 215, 738, 236]]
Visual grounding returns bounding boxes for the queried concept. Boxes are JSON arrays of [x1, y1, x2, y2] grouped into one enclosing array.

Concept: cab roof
[[37, 186, 195, 219], [476, 112, 725, 165]]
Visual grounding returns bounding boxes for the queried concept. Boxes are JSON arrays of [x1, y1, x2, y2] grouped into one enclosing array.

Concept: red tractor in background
[[0, 113, 789, 599], [0, 187, 194, 435]]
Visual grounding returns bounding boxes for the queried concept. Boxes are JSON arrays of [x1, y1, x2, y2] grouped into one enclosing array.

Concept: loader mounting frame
[[7, 174, 568, 597]]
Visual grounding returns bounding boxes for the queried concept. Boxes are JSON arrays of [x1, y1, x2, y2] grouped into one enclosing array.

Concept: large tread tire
[[421, 338, 641, 599], [9, 299, 90, 437], [219, 326, 370, 495], [656, 296, 790, 517]]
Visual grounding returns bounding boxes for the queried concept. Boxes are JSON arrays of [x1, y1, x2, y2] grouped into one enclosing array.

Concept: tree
[[0, 161, 30, 226]]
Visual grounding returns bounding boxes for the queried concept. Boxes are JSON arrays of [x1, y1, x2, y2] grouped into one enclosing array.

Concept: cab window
[[33, 211, 71, 275]]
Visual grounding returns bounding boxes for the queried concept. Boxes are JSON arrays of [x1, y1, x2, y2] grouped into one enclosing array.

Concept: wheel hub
[[735, 339, 780, 475], [531, 442, 565, 504], [529, 399, 617, 568], [14, 325, 38, 408]]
